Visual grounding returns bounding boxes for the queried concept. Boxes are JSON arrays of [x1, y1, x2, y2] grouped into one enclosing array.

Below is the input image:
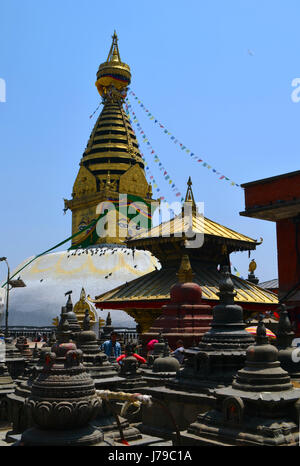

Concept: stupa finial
[[278, 304, 293, 335], [217, 265, 237, 305], [256, 318, 269, 345], [83, 309, 90, 331], [65, 292, 73, 312], [177, 254, 194, 283], [106, 30, 121, 63], [96, 32, 131, 98], [106, 312, 112, 326], [57, 306, 72, 343]]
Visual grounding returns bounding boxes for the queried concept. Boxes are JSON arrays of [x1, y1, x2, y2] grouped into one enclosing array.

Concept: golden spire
[[65, 33, 154, 247], [106, 30, 121, 63], [95, 31, 131, 98], [177, 254, 194, 283], [183, 177, 197, 213]]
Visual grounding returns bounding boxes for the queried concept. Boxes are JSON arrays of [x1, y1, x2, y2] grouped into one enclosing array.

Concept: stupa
[[275, 304, 300, 381], [3, 336, 25, 379], [77, 309, 119, 385], [4, 32, 159, 328], [98, 311, 114, 345], [18, 311, 105, 446], [170, 266, 254, 392], [146, 333, 167, 366], [180, 321, 300, 446], [73, 287, 97, 329], [138, 268, 255, 439], [141, 342, 180, 387], [143, 255, 213, 349], [0, 357, 15, 423], [15, 336, 32, 360], [117, 343, 146, 392], [64, 293, 81, 340]]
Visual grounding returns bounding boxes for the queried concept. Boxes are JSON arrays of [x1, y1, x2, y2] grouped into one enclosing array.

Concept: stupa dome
[[170, 282, 202, 305], [153, 355, 180, 373], [4, 246, 159, 327]]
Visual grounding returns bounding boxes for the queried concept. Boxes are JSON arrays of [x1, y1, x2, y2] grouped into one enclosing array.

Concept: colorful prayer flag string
[[125, 101, 184, 202], [126, 90, 241, 188]]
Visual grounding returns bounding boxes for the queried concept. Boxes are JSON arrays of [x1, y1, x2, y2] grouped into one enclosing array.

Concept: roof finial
[[183, 177, 197, 212], [106, 30, 121, 63]]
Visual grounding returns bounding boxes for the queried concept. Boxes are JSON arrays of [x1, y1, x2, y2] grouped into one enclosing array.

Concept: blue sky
[[1, 0, 300, 283]]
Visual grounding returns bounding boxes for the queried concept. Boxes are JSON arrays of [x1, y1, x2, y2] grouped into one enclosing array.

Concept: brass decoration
[[73, 288, 97, 328], [119, 164, 149, 198], [177, 254, 194, 283], [249, 259, 257, 273], [72, 165, 97, 198], [95, 31, 131, 99]]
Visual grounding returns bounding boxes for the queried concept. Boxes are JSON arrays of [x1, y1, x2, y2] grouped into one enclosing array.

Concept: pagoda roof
[[128, 212, 258, 250], [91, 262, 278, 307], [259, 278, 278, 290]]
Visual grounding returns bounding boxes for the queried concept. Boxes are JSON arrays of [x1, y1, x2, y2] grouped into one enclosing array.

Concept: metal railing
[[1, 325, 139, 343]]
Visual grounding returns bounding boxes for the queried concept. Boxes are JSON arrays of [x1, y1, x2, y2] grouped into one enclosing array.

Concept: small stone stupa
[[64, 293, 81, 340], [180, 321, 300, 446], [0, 351, 15, 423], [2, 335, 25, 379], [275, 304, 300, 381], [117, 343, 146, 392], [146, 333, 167, 367], [141, 342, 180, 387], [98, 312, 114, 345], [77, 309, 118, 384], [18, 310, 106, 446], [171, 266, 254, 392], [142, 255, 213, 349], [15, 336, 32, 360]]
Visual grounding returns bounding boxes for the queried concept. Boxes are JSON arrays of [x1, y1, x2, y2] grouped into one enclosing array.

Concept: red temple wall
[[276, 218, 300, 293], [244, 174, 300, 210]]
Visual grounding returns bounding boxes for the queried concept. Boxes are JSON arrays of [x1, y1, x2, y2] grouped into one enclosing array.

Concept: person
[[146, 339, 158, 357], [116, 345, 146, 366], [171, 340, 185, 364], [101, 331, 121, 358]]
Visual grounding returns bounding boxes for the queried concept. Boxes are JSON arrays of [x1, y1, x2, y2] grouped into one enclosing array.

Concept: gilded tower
[[64, 32, 153, 247]]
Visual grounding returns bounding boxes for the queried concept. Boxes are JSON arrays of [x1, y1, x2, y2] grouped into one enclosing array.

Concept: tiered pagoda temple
[[92, 179, 278, 333]]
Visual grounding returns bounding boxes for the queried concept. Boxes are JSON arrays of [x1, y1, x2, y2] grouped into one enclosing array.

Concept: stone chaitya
[[144, 255, 213, 350], [98, 312, 114, 346], [17, 312, 106, 446], [141, 342, 180, 387], [6, 326, 65, 440], [137, 267, 255, 439], [77, 309, 118, 386], [146, 333, 167, 367], [15, 336, 32, 360], [275, 304, 300, 381], [0, 338, 15, 423], [6, 345, 47, 441], [117, 343, 146, 392], [64, 294, 81, 340], [171, 266, 254, 392], [180, 321, 300, 446], [2, 336, 26, 380]]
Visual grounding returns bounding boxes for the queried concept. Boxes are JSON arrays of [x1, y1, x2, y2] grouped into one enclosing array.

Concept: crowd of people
[[101, 332, 185, 366]]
